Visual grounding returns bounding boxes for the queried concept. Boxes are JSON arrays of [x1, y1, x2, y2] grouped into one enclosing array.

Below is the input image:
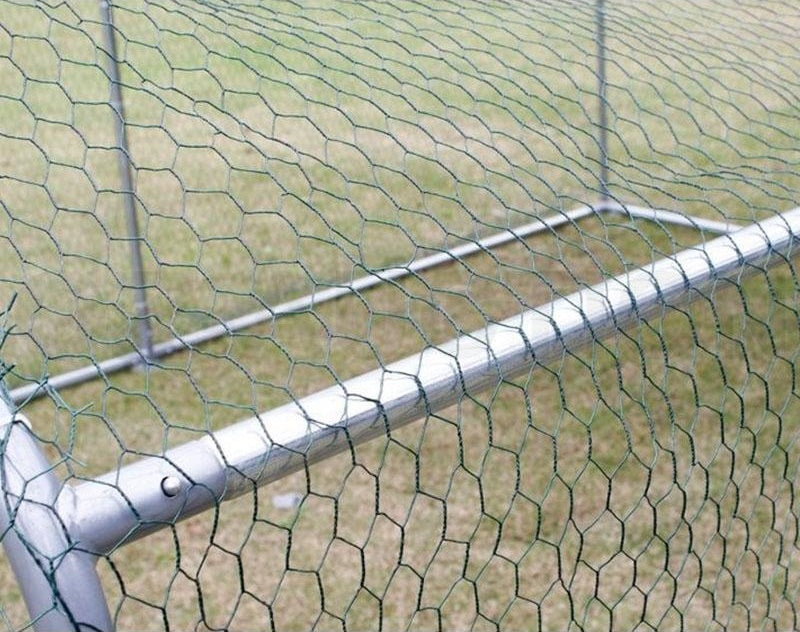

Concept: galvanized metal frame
[[1, 2, 796, 630], [0, 404, 111, 631], [3, 207, 799, 629], [98, 0, 154, 364], [64, 206, 800, 554], [8, 200, 738, 404], [7, 0, 712, 409], [596, 0, 610, 200]]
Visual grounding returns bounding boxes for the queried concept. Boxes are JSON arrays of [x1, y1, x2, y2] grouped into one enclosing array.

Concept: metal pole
[[98, 0, 154, 362], [63, 207, 800, 555], [596, 0, 610, 200], [602, 201, 739, 235], [0, 401, 112, 631], [8, 203, 738, 404]]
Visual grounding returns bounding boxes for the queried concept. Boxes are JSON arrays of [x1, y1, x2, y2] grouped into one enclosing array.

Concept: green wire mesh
[[1, 0, 800, 629]]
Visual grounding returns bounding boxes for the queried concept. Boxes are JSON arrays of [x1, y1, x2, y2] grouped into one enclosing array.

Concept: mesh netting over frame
[[1, 1, 799, 630]]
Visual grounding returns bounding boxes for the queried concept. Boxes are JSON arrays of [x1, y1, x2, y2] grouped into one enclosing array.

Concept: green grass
[[1, 0, 800, 630]]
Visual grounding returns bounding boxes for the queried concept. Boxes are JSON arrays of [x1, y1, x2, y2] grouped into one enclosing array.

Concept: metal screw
[[161, 476, 182, 498]]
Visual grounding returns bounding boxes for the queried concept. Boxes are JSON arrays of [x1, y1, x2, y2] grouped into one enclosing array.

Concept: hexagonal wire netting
[[1, 1, 799, 630]]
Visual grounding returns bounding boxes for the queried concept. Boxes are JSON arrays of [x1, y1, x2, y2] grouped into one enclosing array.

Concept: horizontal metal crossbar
[[9, 202, 738, 404], [60, 206, 797, 556]]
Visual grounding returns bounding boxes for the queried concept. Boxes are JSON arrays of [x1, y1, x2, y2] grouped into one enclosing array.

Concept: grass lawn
[[1, 0, 799, 629]]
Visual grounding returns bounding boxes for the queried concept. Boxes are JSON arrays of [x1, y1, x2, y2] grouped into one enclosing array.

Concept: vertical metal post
[[98, 0, 154, 362], [595, 0, 610, 200], [0, 399, 112, 631]]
